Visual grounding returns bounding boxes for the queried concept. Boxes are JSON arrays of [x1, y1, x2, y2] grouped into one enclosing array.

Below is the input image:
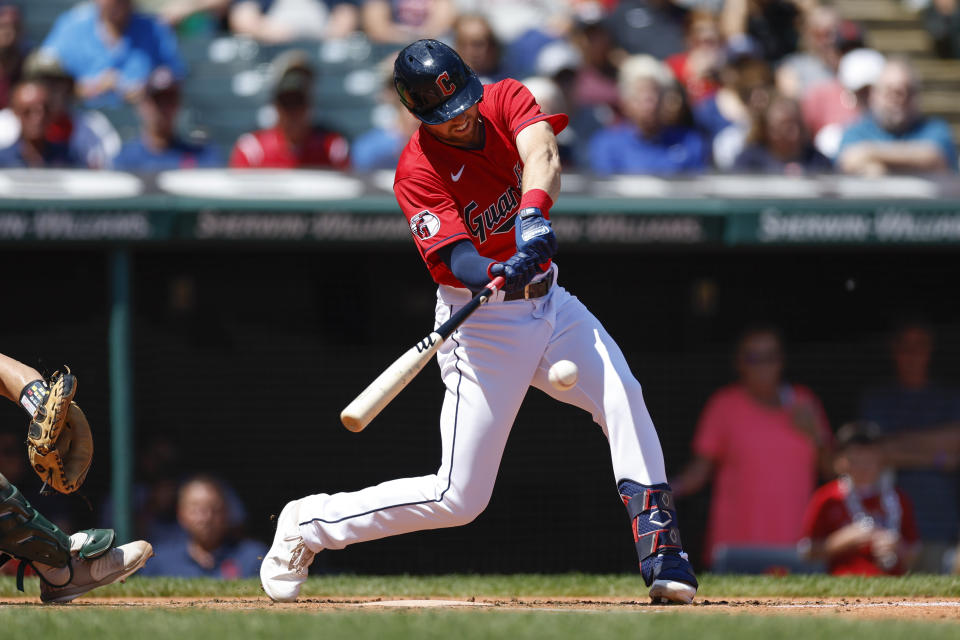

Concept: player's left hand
[[489, 251, 541, 293], [26, 369, 94, 494], [514, 207, 557, 264]]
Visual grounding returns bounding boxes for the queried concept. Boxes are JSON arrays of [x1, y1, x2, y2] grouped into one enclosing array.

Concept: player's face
[[424, 104, 483, 148]]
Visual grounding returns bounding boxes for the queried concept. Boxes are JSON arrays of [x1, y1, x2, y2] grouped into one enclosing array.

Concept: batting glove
[[489, 251, 541, 294], [514, 207, 557, 264]]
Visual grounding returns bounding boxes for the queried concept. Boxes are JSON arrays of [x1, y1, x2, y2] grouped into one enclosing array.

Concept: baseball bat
[[340, 276, 506, 432]]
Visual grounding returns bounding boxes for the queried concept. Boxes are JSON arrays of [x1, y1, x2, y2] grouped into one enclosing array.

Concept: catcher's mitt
[[26, 369, 93, 494]]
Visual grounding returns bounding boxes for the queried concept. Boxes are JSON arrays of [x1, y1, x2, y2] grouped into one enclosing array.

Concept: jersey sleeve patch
[[410, 210, 441, 240]]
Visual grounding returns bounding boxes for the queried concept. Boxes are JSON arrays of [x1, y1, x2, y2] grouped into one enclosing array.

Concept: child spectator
[[798, 421, 919, 575]]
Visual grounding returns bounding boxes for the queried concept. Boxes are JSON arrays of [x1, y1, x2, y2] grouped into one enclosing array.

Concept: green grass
[[1, 607, 959, 640], [2, 572, 959, 599], [2, 574, 959, 639]]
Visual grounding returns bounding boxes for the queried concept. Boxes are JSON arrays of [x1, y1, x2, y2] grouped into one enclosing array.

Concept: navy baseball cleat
[[619, 480, 698, 604], [645, 550, 698, 604]]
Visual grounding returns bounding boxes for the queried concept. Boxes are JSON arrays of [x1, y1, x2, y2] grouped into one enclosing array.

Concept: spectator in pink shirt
[[672, 326, 833, 567]]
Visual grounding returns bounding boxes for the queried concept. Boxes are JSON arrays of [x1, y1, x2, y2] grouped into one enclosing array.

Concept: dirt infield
[[3, 595, 959, 621]]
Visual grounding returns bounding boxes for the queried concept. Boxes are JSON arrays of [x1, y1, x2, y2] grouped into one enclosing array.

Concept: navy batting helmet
[[394, 39, 483, 125]]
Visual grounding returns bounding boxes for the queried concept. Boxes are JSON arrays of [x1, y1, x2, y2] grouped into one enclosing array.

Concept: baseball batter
[[261, 40, 698, 604]]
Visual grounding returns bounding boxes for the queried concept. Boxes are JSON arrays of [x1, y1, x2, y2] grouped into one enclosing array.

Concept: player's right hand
[[489, 251, 540, 294]]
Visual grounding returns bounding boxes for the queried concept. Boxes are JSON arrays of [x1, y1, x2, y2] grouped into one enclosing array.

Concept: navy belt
[[503, 269, 555, 301]]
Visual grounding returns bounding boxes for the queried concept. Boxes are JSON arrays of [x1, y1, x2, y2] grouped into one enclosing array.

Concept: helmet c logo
[[436, 71, 456, 96]]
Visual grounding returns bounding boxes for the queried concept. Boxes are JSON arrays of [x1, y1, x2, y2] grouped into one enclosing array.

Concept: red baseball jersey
[[394, 78, 568, 287], [800, 479, 919, 576], [229, 126, 350, 169]]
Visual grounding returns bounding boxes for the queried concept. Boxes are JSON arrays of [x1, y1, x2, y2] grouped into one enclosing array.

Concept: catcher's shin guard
[[0, 474, 72, 589], [0, 475, 121, 593], [619, 479, 698, 603]]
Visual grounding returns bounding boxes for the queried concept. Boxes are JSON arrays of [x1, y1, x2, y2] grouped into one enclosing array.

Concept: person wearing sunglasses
[[672, 325, 833, 568]]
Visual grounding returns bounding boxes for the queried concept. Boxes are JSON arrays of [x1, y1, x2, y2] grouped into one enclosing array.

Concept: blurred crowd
[[673, 319, 960, 576], [0, 0, 956, 175]]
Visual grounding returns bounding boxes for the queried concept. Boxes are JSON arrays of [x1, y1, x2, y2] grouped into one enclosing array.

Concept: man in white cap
[[801, 47, 885, 160], [837, 58, 957, 175]]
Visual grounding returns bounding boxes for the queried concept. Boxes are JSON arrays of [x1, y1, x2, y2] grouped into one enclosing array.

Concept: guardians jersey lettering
[[463, 162, 523, 243], [394, 78, 568, 287]]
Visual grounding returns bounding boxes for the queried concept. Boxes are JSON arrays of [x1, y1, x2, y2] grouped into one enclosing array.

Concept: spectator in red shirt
[[672, 325, 833, 566], [229, 50, 350, 169], [799, 421, 919, 575]]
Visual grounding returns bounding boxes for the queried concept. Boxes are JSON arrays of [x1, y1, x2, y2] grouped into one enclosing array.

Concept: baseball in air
[[548, 360, 579, 391]]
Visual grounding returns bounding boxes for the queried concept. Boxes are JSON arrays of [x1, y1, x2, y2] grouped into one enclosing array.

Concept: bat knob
[[341, 411, 366, 432]]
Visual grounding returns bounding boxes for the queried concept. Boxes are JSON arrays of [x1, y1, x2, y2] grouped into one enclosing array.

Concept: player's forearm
[[520, 143, 561, 204], [517, 122, 562, 204], [438, 240, 495, 290], [0, 353, 42, 403]]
